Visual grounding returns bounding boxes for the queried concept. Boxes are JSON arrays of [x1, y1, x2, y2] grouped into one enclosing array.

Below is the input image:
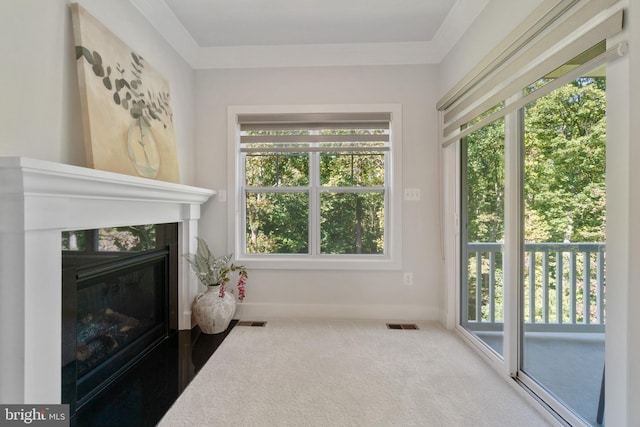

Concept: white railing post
[[583, 251, 591, 324], [489, 251, 496, 323], [556, 252, 564, 324], [570, 251, 577, 324], [542, 251, 550, 323], [475, 251, 482, 322], [597, 251, 605, 323], [529, 251, 536, 323]]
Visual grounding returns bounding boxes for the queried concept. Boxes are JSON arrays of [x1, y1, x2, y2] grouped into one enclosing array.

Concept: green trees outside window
[[241, 122, 389, 256]]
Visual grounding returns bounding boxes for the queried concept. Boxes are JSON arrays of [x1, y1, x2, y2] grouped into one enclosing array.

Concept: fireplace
[[0, 157, 214, 404], [62, 223, 178, 414]]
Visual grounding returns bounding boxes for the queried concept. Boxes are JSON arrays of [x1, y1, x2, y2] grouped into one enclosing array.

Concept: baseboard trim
[[235, 302, 441, 322]]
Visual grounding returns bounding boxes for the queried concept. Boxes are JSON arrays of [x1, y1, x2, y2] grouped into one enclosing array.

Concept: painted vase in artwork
[[127, 117, 160, 178]]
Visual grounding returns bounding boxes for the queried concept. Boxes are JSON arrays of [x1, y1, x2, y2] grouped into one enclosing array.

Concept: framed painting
[[70, 3, 180, 183]]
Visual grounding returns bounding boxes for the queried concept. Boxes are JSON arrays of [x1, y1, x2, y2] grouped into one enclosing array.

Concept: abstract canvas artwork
[[71, 3, 180, 183]]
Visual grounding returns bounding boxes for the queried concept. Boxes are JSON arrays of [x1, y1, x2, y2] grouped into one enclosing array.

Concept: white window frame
[[227, 104, 403, 270]]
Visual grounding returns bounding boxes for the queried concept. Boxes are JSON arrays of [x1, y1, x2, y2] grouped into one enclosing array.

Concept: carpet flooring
[[159, 319, 553, 426]]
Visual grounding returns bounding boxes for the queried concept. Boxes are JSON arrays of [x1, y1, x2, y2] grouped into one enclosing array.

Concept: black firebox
[[61, 223, 178, 419]]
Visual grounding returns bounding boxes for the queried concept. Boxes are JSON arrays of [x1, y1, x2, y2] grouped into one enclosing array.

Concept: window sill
[[235, 254, 401, 271]]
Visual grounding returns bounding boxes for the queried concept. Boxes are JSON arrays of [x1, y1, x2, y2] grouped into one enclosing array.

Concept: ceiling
[[162, 0, 457, 47], [130, 0, 487, 68]]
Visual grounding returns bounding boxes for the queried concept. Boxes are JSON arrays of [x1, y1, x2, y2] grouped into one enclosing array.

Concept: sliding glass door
[[459, 43, 608, 426], [520, 64, 607, 426], [461, 114, 505, 356]]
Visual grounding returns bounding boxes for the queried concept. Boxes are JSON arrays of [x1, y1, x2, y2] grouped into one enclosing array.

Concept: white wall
[[437, 0, 543, 99], [193, 65, 444, 321], [0, 0, 197, 184]]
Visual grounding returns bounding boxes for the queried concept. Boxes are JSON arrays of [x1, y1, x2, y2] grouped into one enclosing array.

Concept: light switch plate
[[404, 188, 421, 201]]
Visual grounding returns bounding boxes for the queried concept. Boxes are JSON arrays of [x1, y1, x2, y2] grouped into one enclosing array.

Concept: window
[[229, 105, 402, 270]]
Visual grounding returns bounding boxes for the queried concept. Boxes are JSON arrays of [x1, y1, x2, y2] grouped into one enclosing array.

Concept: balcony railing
[[463, 242, 605, 333]]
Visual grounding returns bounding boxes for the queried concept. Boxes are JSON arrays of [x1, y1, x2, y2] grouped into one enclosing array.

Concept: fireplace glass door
[[62, 223, 178, 413]]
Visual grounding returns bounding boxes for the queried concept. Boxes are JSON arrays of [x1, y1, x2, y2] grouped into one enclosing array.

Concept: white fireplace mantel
[[0, 157, 215, 404]]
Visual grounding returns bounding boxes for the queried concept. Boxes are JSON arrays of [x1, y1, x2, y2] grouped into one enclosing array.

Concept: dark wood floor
[[72, 321, 237, 427]]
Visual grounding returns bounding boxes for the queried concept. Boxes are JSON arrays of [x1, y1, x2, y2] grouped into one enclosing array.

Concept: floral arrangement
[[184, 237, 247, 301]]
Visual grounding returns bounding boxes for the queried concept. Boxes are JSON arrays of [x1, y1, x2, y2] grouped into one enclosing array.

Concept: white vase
[[192, 286, 236, 334]]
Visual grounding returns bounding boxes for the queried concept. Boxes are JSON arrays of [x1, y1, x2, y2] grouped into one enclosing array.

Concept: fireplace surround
[[0, 157, 214, 404]]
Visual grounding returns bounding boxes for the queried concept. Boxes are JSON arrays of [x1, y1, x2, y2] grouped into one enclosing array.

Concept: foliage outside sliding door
[[522, 76, 607, 328], [461, 113, 506, 356]]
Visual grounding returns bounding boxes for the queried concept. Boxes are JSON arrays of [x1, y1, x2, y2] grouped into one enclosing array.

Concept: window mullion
[[322, 186, 385, 193], [310, 150, 320, 255], [240, 151, 248, 256], [384, 150, 390, 255], [244, 186, 308, 193]]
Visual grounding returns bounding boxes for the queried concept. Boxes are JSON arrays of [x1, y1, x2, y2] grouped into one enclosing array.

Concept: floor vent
[[386, 323, 419, 330], [237, 321, 267, 327]]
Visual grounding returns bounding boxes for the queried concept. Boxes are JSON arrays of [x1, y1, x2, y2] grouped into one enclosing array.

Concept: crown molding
[[195, 41, 441, 69], [129, 0, 487, 69], [432, 0, 491, 62], [129, 0, 200, 66]]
